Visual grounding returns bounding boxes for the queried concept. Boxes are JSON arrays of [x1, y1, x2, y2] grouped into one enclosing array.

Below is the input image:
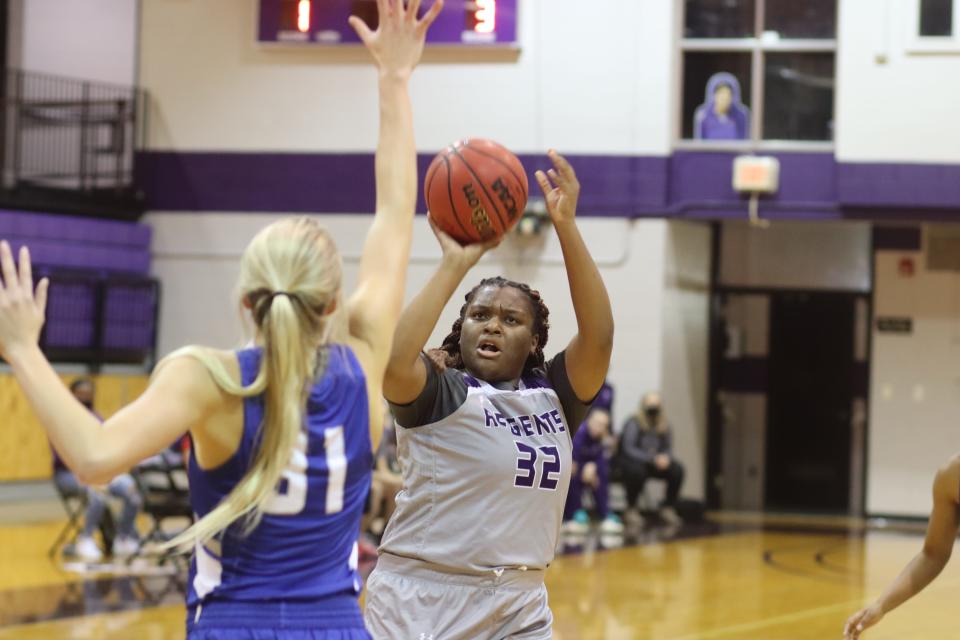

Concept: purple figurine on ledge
[[694, 72, 750, 141]]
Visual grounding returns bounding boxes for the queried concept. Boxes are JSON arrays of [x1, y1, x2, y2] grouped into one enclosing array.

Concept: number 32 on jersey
[[513, 442, 562, 490]]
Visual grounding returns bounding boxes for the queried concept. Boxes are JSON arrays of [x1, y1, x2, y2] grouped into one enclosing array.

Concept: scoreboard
[[259, 0, 519, 47]]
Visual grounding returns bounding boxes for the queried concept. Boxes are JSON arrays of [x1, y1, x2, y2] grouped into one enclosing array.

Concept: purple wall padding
[[0, 210, 151, 274], [102, 284, 157, 350], [43, 280, 97, 348]]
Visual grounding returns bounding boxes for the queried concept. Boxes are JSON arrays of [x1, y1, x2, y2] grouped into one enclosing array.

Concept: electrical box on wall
[[732, 156, 780, 194]]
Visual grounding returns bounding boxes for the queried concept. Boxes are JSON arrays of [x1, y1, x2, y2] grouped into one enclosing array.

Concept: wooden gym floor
[[0, 509, 953, 639]]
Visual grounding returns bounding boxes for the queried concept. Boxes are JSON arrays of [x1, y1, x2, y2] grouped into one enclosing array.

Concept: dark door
[[765, 292, 855, 512]]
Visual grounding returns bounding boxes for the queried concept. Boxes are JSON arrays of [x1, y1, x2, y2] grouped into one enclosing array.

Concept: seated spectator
[[617, 392, 684, 526], [52, 377, 142, 561], [562, 408, 623, 534]]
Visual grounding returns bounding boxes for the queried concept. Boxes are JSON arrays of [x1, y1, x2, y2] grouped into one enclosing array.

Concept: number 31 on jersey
[[264, 426, 346, 516]]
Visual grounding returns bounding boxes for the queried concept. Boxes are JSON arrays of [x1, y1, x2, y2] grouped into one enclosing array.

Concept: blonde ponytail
[[157, 217, 344, 553]]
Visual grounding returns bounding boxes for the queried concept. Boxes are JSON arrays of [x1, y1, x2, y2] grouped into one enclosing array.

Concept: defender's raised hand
[[349, 0, 444, 75], [0, 241, 49, 360]]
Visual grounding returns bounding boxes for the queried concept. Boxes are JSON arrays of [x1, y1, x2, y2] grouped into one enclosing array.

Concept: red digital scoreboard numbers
[[260, 0, 519, 46], [296, 0, 310, 33], [468, 0, 496, 35]]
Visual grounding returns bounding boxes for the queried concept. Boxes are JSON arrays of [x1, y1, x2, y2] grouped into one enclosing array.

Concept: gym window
[[678, 0, 837, 146], [908, 0, 960, 53]]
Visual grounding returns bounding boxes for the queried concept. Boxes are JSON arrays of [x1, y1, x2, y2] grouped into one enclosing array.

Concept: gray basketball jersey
[[381, 352, 589, 574]]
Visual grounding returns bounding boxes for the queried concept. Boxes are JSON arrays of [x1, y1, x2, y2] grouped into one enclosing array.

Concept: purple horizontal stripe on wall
[[136, 151, 960, 219], [667, 151, 839, 219], [838, 163, 960, 208], [669, 151, 837, 205], [535, 154, 668, 213], [137, 151, 668, 216], [137, 152, 378, 214]]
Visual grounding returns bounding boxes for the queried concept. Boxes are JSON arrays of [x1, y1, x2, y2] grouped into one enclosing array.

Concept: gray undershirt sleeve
[[544, 350, 593, 432], [388, 354, 469, 429]]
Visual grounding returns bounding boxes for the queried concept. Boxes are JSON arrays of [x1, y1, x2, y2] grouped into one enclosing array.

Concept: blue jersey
[[187, 344, 372, 607]]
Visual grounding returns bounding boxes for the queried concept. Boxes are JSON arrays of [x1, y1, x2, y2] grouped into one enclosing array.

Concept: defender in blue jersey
[[184, 345, 373, 632], [0, 1, 442, 637]]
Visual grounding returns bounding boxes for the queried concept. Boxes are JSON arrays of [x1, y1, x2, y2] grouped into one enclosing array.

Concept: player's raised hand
[[535, 150, 580, 227], [428, 215, 500, 273], [350, 0, 444, 75], [0, 240, 49, 360]]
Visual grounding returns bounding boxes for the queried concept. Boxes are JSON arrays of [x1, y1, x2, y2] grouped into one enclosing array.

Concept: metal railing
[[1, 69, 144, 197]]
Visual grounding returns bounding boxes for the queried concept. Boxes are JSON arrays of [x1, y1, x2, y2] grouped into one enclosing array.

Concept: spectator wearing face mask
[[617, 392, 684, 526], [51, 377, 142, 561]]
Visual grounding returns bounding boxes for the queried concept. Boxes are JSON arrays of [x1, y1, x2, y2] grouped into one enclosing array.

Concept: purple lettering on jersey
[[512, 444, 563, 491], [518, 415, 534, 436], [514, 442, 537, 487], [538, 446, 561, 490], [550, 409, 565, 432], [535, 412, 554, 435], [488, 407, 567, 438]]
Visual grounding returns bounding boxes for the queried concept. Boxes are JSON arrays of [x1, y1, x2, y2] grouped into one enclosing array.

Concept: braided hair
[[427, 276, 550, 378]]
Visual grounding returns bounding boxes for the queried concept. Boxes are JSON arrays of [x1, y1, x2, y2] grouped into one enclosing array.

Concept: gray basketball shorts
[[363, 554, 553, 640]]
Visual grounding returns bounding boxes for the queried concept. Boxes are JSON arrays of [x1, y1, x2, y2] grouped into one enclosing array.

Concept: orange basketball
[[424, 139, 528, 245]]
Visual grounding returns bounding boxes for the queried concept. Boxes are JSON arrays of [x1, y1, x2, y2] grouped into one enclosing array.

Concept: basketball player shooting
[[363, 150, 614, 639]]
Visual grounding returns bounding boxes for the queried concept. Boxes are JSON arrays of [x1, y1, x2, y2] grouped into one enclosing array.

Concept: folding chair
[[48, 476, 116, 559], [131, 451, 194, 566]]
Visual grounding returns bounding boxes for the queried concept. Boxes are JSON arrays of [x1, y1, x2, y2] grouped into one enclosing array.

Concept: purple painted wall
[[136, 151, 670, 217], [136, 150, 960, 221], [838, 163, 960, 209], [666, 151, 839, 220]]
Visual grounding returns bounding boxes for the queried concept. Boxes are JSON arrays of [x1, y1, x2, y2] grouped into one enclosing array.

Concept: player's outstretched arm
[[383, 220, 497, 404], [534, 151, 613, 403], [843, 456, 960, 639], [346, 0, 442, 378], [345, 0, 441, 448], [0, 242, 221, 484]]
